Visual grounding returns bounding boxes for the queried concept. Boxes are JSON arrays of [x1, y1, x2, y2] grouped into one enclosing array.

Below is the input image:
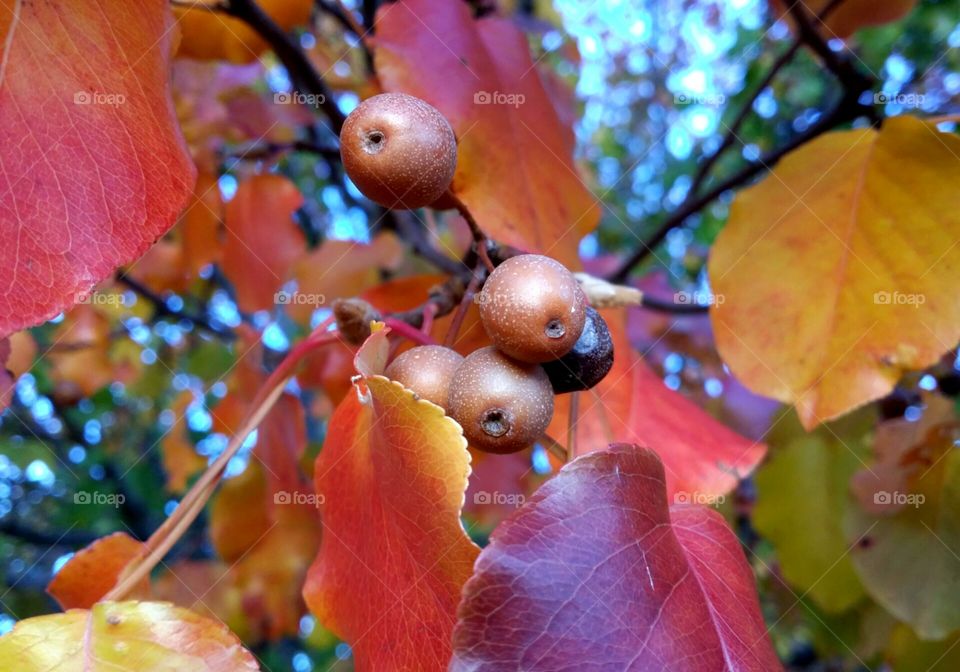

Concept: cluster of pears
[[341, 92, 614, 454], [387, 255, 614, 453]]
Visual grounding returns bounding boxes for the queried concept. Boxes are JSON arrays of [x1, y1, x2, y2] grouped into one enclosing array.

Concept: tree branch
[[609, 92, 872, 282], [227, 0, 347, 135], [385, 210, 467, 276], [687, 40, 803, 195], [0, 518, 99, 547], [608, 0, 876, 284], [115, 275, 235, 341]]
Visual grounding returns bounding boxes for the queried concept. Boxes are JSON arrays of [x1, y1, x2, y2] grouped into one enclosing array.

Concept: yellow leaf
[[0, 601, 257, 671], [710, 116, 960, 429], [753, 410, 873, 613]]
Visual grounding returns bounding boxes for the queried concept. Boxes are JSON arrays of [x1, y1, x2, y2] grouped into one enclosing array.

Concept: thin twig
[[447, 191, 495, 272], [383, 317, 439, 346], [443, 266, 482, 348], [387, 210, 466, 275], [567, 392, 579, 462], [539, 434, 568, 464]]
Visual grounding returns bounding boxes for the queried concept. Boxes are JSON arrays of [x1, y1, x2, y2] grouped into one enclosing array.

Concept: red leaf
[[222, 174, 305, 313], [258, 392, 308, 496], [373, 0, 599, 268], [548, 310, 766, 498], [451, 445, 781, 671], [0, 0, 195, 337], [304, 332, 479, 670]]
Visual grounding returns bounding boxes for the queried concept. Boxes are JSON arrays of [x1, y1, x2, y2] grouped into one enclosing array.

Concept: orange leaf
[[373, 0, 599, 268], [175, 0, 313, 64], [47, 306, 115, 398], [304, 334, 479, 670], [181, 170, 224, 274], [547, 309, 766, 498], [6, 330, 37, 379], [258, 392, 309, 496], [222, 174, 305, 313], [232, 504, 320, 640], [47, 532, 147, 610], [0, 0, 195, 337], [289, 233, 404, 322], [210, 463, 274, 563], [709, 117, 960, 429], [771, 0, 916, 39]]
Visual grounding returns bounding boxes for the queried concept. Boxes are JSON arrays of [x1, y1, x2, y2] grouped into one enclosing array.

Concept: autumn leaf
[[222, 174, 306, 313], [180, 171, 224, 275], [175, 0, 313, 64], [753, 410, 873, 613], [46, 306, 117, 398], [0, 0, 195, 338], [231, 503, 320, 641], [771, 0, 917, 39], [153, 560, 249, 641], [210, 464, 274, 564], [373, 0, 599, 268], [887, 625, 960, 672], [710, 116, 960, 429], [303, 332, 479, 670], [451, 444, 782, 671], [0, 601, 258, 671], [846, 399, 960, 639], [850, 393, 957, 514], [547, 309, 766, 498], [46, 532, 147, 610], [289, 233, 404, 322]]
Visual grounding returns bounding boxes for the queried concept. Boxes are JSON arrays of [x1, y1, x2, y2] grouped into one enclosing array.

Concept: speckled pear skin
[[447, 346, 554, 454], [477, 255, 587, 363], [340, 92, 457, 210], [385, 345, 464, 408]]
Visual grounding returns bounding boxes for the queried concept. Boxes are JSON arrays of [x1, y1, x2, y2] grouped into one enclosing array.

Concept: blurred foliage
[[1, 0, 959, 670]]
